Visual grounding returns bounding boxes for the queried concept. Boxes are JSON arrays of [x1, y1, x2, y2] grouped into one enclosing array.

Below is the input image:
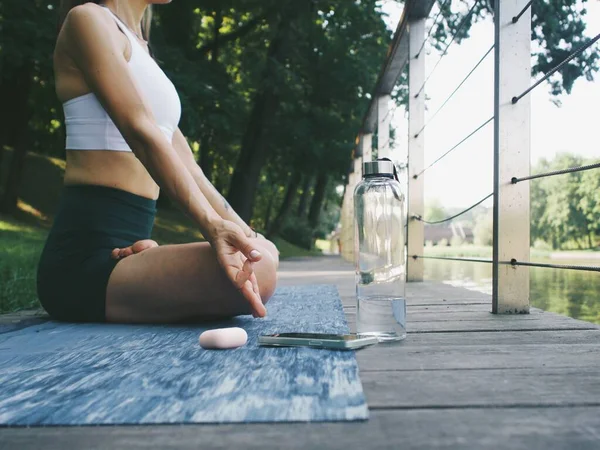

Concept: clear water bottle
[[354, 159, 406, 342]]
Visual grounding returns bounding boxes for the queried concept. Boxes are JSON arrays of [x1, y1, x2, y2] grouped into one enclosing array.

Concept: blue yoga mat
[[0, 285, 368, 425]]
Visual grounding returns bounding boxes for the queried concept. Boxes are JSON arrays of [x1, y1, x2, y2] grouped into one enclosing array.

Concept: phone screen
[[266, 333, 358, 341]]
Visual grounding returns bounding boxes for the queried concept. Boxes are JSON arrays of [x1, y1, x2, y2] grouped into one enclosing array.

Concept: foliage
[[435, 0, 598, 101], [0, 1, 597, 243], [530, 153, 600, 249], [279, 216, 314, 250], [425, 198, 448, 222], [473, 208, 493, 246], [0, 218, 47, 313]]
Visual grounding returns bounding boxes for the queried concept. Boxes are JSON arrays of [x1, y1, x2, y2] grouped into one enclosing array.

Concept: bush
[[280, 217, 314, 250], [533, 239, 553, 252], [473, 209, 493, 246], [450, 235, 464, 247]]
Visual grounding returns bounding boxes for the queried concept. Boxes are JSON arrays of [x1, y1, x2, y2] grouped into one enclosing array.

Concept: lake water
[[423, 259, 600, 324]]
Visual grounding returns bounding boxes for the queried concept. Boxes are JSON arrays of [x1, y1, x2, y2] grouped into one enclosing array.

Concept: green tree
[[425, 198, 447, 222], [0, 0, 598, 247], [436, 0, 598, 101], [577, 166, 600, 248], [473, 208, 493, 246], [530, 153, 598, 249]]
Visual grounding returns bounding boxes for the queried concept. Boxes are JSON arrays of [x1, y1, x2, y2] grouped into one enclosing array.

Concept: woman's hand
[[210, 220, 266, 318]]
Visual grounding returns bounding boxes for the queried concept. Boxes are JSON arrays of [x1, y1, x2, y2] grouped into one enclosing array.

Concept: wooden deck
[[2, 256, 600, 449]]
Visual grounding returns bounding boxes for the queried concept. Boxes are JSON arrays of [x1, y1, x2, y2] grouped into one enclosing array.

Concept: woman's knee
[[253, 238, 280, 268]]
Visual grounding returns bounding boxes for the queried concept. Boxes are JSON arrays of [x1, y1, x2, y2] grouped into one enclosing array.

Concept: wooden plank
[[340, 295, 492, 307], [345, 304, 493, 313], [362, 368, 600, 408], [3, 407, 600, 450], [375, 329, 600, 347], [355, 343, 600, 371], [406, 304, 496, 313], [345, 311, 598, 333]]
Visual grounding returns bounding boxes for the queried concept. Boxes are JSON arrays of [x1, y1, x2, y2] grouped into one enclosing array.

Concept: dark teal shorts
[[37, 185, 157, 322]]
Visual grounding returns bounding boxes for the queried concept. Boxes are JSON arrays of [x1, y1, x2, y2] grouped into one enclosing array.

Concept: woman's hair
[[58, 1, 153, 41]]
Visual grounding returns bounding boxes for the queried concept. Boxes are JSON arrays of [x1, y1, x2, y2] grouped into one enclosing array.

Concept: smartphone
[[258, 332, 378, 350]]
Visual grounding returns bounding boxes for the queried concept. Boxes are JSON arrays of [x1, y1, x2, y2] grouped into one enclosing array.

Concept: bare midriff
[[64, 150, 159, 200]]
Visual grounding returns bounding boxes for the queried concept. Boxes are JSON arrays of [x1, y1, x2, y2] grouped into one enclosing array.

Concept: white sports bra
[[63, 6, 181, 151]]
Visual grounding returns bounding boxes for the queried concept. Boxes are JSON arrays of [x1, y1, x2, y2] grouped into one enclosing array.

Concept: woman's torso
[[54, 4, 180, 200]]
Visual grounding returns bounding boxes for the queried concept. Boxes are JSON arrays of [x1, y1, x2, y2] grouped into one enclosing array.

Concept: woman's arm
[[63, 5, 266, 316], [171, 129, 256, 238]]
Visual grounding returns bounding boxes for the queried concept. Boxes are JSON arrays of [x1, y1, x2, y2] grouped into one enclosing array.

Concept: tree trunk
[[267, 170, 302, 238], [227, 11, 294, 222], [0, 146, 5, 183], [308, 171, 328, 228], [296, 175, 312, 217], [588, 232, 594, 249], [197, 7, 222, 184], [264, 185, 278, 231], [0, 64, 32, 215]]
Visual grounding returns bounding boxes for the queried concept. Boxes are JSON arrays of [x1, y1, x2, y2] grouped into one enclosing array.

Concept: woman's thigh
[[105, 239, 278, 323]]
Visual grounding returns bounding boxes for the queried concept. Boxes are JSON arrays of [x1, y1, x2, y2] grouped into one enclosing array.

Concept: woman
[[37, 0, 279, 323]]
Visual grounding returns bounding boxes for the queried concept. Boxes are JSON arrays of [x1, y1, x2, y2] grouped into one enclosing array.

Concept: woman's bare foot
[[111, 239, 158, 260]]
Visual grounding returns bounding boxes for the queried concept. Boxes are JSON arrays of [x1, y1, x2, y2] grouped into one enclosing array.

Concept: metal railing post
[[493, 0, 531, 313], [407, 18, 425, 282]]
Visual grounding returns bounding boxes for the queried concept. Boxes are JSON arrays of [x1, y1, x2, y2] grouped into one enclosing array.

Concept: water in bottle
[[354, 159, 406, 342]]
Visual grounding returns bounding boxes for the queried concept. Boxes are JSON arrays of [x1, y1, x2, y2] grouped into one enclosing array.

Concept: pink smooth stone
[[199, 327, 248, 349]]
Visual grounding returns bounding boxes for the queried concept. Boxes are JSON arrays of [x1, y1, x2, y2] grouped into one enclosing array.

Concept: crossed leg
[[105, 238, 279, 323]]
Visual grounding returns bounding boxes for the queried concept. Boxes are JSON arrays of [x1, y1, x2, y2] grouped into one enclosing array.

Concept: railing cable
[[512, 31, 600, 104], [415, 45, 494, 138], [412, 192, 493, 225], [412, 255, 493, 264], [413, 116, 494, 179], [415, 0, 481, 99], [411, 256, 600, 273], [511, 0, 533, 24], [512, 161, 600, 184], [415, 0, 453, 59], [510, 259, 600, 273]]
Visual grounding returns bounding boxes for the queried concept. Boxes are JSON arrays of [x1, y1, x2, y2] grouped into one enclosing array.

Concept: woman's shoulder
[[59, 2, 127, 62], [62, 3, 114, 42]]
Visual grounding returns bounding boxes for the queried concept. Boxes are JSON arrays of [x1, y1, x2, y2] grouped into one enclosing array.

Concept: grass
[[0, 151, 322, 313], [0, 217, 47, 313], [271, 237, 322, 259]]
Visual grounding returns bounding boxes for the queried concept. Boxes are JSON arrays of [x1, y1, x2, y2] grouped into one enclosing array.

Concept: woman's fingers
[[213, 221, 266, 317], [240, 279, 264, 318], [226, 262, 266, 318], [250, 272, 260, 299], [229, 231, 262, 263]]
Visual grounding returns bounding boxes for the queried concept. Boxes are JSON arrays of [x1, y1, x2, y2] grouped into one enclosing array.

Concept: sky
[[377, 0, 600, 209]]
